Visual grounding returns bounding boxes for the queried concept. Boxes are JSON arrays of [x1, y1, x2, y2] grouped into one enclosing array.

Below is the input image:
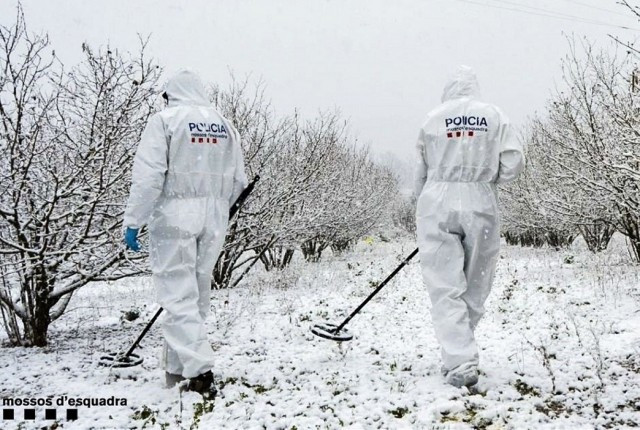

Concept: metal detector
[[310, 248, 418, 342], [99, 175, 260, 368]]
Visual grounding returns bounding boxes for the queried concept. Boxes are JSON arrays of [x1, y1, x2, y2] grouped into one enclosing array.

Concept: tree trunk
[[260, 246, 294, 271], [579, 222, 615, 253], [503, 232, 514, 246], [330, 239, 353, 255], [0, 302, 23, 346], [617, 209, 640, 263], [23, 301, 50, 347], [627, 237, 640, 263], [213, 247, 237, 289], [545, 229, 575, 250], [213, 220, 244, 289], [519, 230, 546, 248], [20, 276, 52, 347], [301, 237, 329, 262]]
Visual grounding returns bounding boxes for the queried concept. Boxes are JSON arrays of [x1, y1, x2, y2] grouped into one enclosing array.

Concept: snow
[[1, 236, 639, 429]]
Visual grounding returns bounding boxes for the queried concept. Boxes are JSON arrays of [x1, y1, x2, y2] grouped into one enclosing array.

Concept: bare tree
[[208, 77, 303, 285], [0, 9, 160, 345], [500, 129, 577, 249], [503, 39, 639, 257], [209, 78, 400, 279]]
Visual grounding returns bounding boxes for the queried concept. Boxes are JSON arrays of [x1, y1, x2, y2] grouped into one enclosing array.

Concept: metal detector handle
[[121, 175, 260, 359], [229, 175, 260, 219], [334, 248, 419, 333]]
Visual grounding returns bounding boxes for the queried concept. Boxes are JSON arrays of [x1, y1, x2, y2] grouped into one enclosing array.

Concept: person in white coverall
[[414, 66, 524, 388], [123, 70, 248, 396]]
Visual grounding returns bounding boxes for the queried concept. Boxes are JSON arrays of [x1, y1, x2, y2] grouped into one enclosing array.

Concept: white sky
[[2, 0, 638, 160]]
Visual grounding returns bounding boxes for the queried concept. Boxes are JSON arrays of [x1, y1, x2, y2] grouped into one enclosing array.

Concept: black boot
[[165, 372, 185, 388], [185, 371, 217, 398]]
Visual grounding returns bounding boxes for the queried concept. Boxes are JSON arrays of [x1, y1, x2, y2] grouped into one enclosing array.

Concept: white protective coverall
[[124, 70, 248, 378], [414, 66, 524, 374]]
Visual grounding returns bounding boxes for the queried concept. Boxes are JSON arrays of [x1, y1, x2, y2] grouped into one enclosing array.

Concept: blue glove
[[124, 227, 140, 252]]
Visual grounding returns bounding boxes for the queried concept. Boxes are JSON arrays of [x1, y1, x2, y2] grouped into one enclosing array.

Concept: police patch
[[188, 122, 229, 144], [444, 115, 488, 139]]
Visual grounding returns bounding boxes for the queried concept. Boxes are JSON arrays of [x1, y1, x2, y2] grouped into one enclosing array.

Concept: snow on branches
[[0, 11, 399, 345], [0, 9, 160, 345], [501, 40, 639, 258], [210, 78, 399, 286]]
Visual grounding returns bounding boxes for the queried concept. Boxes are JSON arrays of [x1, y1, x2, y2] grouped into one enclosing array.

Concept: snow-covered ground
[[1, 235, 639, 429]]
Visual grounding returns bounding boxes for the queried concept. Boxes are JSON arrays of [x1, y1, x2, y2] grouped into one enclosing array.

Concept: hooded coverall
[[414, 66, 524, 374], [124, 70, 248, 378]]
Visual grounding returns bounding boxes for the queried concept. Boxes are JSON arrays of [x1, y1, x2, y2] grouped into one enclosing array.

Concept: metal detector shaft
[[333, 248, 419, 333], [124, 307, 163, 357], [229, 175, 260, 219], [119, 175, 260, 359]]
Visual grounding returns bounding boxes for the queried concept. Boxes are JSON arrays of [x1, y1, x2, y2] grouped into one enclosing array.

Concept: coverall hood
[[164, 69, 210, 107], [441, 65, 481, 102]]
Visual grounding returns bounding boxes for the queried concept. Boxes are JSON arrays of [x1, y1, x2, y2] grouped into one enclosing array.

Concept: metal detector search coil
[[98, 352, 144, 368], [310, 323, 353, 342], [309, 248, 418, 343]]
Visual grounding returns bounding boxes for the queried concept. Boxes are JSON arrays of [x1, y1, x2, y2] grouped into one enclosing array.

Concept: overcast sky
[[2, 0, 638, 160]]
